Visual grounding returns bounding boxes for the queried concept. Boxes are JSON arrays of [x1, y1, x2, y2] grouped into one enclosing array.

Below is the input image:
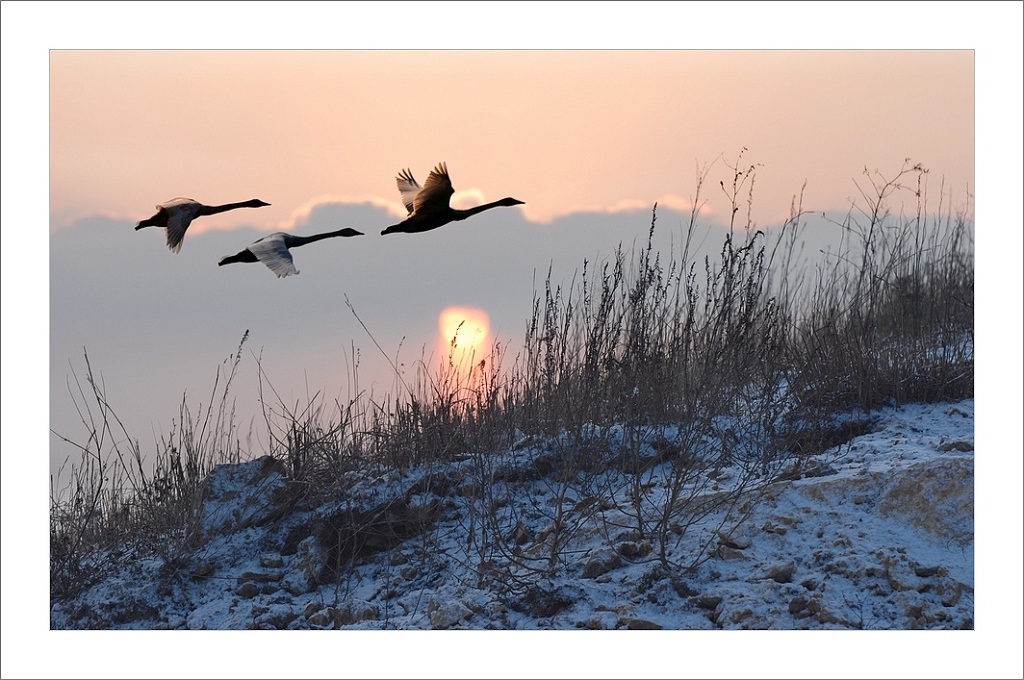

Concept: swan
[[218, 228, 364, 278], [135, 197, 271, 253], [380, 162, 524, 235]]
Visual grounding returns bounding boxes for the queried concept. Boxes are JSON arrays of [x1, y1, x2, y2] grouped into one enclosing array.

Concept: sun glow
[[438, 306, 490, 367]]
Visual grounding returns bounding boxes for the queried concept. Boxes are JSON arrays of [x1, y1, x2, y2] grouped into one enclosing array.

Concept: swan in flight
[[135, 197, 271, 253], [218, 228, 364, 278], [380, 163, 523, 235]]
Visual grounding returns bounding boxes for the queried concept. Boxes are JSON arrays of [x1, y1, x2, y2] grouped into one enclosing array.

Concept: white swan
[[218, 228, 364, 278]]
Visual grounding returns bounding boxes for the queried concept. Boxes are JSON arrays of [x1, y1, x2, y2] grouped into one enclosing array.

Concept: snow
[[33, 396, 1024, 678]]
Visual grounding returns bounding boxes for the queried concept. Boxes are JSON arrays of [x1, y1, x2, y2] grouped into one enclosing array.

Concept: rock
[[716, 545, 745, 560], [582, 549, 622, 578], [789, 596, 812, 618], [584, 613, 616, 630], [932, 578, 973, 607], [729, 608, 754, 624], [307, 612, 331, 628], [428, 597, 472, 629], [693, 595, 723, 610], [281, 573, 316, 596], [235, 583, 260, 598], [767, 561, 796, 583], [717, 530, 751, 549], [801, 462, 838, 478], [881, 559, 927, 592], [190, 558, 217, 580], [236, 571, 282, 584], [259, 553, 284, 568], [621, 617, 663, 630]]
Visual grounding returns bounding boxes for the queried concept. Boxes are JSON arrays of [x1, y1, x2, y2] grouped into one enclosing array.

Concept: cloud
[[522, 194, 712, 225], [286, 194, 408, 231], [450, 189, 487, 211]]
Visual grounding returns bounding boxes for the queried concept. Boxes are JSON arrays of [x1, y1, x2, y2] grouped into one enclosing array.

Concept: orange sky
[[48, 49, 975, 236]]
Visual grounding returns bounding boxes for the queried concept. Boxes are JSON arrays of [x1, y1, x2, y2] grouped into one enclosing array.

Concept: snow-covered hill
[[50, 399, 974, 634]]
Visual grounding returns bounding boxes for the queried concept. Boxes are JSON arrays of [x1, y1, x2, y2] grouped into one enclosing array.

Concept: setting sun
[[438, 306, 490, 363]]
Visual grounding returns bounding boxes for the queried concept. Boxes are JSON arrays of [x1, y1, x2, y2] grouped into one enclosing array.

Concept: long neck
[[452, 199, 516, 221], [284, 229, 358, 248], [199, 201, 259, 217]]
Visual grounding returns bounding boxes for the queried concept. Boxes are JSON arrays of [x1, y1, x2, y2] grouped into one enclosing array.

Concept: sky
[[2, 0, 1023, 674], [41, 40, 985, 479], [41, 37, 988, 477]]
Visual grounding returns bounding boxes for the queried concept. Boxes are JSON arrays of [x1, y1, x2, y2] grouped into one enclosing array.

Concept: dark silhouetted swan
[[380, 162, 524, 235], [135, 197, 271, 253], [218, 228, 364, 278]]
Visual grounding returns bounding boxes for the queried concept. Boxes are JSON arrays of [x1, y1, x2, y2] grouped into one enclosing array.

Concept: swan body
[[381, 162, 523, 235], [218, 228, 364, 278], [136, 197, 271, 253]]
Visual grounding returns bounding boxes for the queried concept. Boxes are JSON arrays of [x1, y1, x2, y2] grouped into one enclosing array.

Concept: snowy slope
[[50, 399, 975, 635]]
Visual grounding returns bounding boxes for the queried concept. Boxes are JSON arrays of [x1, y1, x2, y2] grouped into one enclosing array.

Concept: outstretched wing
[[161, 199, 202, 253], [396, 169, 421, 215], [413, 162, 455, 216], [247, 233, 299, 278]]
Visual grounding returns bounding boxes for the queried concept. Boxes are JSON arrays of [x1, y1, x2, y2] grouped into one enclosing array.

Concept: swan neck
[[457, 200, 509, 219], [201, 201, 257, 216]]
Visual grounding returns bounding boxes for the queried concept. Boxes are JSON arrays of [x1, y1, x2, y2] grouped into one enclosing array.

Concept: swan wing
[[162, 200, 202, 253], [159, 197, 199, 210], [414, 162, 454, 215], [396, 169, 421, 215], [248, 233, 299, 278]]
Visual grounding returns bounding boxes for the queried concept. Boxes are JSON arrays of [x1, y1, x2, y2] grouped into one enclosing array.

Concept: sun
[[438, 306, 490, 364]]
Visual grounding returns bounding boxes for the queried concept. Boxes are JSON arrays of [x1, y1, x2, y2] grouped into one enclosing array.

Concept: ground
[[50, 398, 974, 635]]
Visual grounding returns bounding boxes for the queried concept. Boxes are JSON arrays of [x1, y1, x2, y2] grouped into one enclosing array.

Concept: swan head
[[499, 197, 525, 207], [248, 199, 272, 207]]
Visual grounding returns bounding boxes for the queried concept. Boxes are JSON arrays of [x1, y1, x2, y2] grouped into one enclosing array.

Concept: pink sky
[[49, 49, 974, 237]]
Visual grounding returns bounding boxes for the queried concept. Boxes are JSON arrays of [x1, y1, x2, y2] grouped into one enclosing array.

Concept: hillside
[[50, 398, 973, 632]]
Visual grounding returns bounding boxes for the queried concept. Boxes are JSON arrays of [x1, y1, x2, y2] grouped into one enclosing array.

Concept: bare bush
[[50, 334, 250, 598]]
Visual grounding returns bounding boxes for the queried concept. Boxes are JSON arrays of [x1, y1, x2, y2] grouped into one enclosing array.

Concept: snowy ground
[[36, 396, 1024, 677]]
